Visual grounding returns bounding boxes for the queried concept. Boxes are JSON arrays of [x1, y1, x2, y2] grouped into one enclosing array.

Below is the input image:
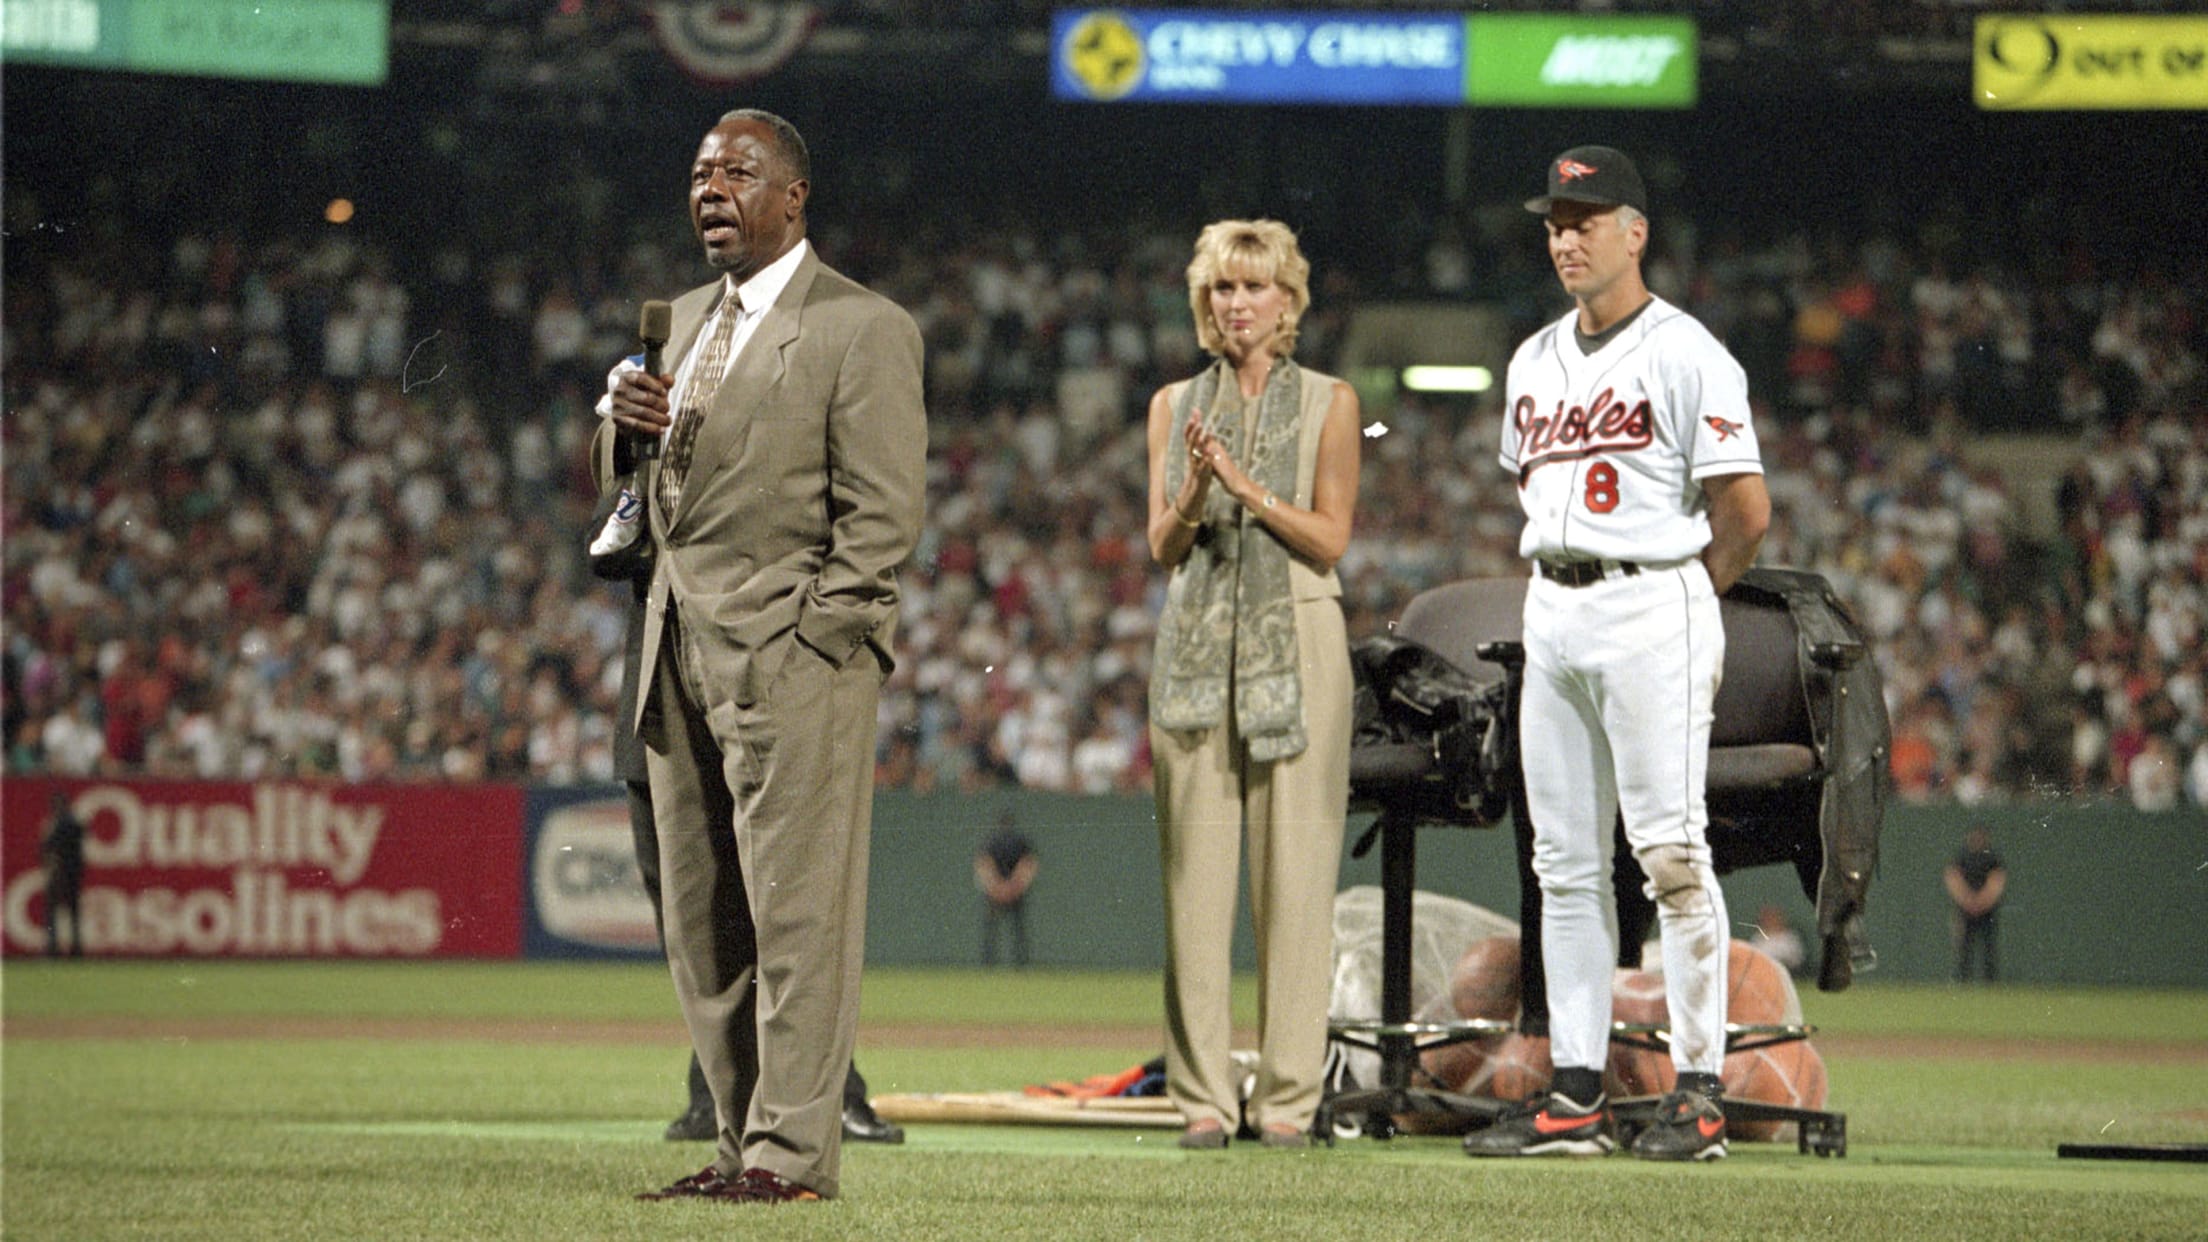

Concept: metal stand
[[1318, 805, 1512, 1142]]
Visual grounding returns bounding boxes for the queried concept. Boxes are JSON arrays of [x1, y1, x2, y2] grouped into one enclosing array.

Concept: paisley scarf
[[1152, 357, 1306, 762]]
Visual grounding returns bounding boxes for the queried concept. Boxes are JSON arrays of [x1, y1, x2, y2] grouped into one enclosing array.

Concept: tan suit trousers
[[648, 605, 879, 1198], [1152, 594, 1351, 1135]]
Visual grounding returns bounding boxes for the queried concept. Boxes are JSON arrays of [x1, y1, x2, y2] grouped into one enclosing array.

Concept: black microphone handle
[[634, 342, 666, 459]]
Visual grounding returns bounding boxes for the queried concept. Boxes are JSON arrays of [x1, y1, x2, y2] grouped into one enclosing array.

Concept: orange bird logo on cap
[[1557, 159, 1599, 181]]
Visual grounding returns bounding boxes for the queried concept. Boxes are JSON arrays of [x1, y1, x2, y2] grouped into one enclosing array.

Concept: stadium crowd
[[5, 144, 2204, 813]]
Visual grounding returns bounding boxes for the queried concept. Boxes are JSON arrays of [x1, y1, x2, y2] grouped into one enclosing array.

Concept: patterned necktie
[[658, 298, 742, 519]]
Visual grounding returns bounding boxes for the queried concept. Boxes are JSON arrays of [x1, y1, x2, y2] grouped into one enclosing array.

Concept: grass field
[[5, 961, 2205, 1240]]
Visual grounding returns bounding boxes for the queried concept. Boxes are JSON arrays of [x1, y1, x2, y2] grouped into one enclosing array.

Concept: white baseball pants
[[1518, 559, 1731, 1081]]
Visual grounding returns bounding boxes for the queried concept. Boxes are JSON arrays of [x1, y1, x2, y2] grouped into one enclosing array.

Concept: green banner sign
[[1466, 14, 1696, 108], [3, 0, 388, 85]]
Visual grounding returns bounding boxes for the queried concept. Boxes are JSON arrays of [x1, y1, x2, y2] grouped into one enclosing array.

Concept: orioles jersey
[[1499, 295, 1761, 564]]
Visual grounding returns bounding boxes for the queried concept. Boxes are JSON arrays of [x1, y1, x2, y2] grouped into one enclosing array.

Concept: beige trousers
[[1152, 595, 1351, 1135], [647, 612, 879, 1198]]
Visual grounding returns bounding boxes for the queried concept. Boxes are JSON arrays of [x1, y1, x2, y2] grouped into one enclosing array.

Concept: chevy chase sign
[[1051, 9, 1697, 108]]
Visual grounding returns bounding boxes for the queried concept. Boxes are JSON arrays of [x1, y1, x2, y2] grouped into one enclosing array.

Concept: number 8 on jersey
[[1500, 297, 1760, 565]]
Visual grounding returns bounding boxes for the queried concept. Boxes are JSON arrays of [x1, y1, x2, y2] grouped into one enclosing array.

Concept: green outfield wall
[[867, 793, 2207, 988]]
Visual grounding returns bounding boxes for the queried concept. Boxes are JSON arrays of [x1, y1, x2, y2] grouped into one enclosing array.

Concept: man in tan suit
[[597, 108, 924, 1205]]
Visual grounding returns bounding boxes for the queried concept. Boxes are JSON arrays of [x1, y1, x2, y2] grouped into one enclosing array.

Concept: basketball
[[1418, 933, 1524, 1096], [1725, 940, 1802, 1027], [1717, 940, 1824, 1139], [1419, 1036, 1487, 1095], [1436, 935, 1827, 1136], [1722, 1039, 1829, 1140], [1449, 935, 1523, 1022], [1479, 1032, 1553, 1101], [1415, 934, 1566, 1105]]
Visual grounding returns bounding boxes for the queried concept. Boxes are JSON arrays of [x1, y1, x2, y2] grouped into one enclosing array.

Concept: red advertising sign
[[3, 777, 525, 958]]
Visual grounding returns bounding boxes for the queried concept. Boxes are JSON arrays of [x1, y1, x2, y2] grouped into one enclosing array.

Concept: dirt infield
[[8, 1015, 2207, 1067]]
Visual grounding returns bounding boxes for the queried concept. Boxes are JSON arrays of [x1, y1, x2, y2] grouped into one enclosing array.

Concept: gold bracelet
[[1173, 505, 1202, 529]]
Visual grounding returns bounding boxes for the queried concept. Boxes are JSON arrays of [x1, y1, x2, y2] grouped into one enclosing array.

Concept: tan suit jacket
[[593, 246, 925, 724], [592, 245, 924, 1198]]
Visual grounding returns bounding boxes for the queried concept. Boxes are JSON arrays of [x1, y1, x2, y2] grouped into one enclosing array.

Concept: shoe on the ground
[[636, 1164, 730, 1200], [843, 1100, 906, 1144], [726, 1167, 822, 1202], [663, 1099, 716, 1142], [1177, 1122, 1229, 1150], [637, 1165, 822, 1204], [1259, 1124, 1309, 1149], [1461, 1092, 1615, 1157], [1630, 1087, 1728, 1162]]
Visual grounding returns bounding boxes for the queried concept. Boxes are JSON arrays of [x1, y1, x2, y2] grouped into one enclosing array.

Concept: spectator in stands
[[2186, 740, 2208, 810], [1146, 221, 1361, 1150], [2127, 733, 2183, 812]]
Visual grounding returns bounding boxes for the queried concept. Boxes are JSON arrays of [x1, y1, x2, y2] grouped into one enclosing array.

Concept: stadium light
[[1401, 365, 1493, 393]]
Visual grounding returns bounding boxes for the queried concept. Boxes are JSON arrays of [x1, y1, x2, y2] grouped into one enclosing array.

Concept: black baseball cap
[[1524, 145, 1647, 215]]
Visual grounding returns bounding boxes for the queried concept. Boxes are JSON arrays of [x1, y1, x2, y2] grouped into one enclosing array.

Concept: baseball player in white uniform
[[1464, 145, 1771, 1162]]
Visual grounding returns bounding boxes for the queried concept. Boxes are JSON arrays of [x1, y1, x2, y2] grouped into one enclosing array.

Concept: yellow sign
[[1976, 15, 2208, 109], [1061, 10, 1146, 101]]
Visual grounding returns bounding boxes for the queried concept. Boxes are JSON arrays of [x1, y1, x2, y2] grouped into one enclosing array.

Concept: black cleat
[[1630, 1087, 1728, 1162], [1462, 1092, 1616, 1158]]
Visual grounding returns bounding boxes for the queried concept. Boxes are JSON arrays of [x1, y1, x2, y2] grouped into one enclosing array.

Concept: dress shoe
[[636, 1164, 730, 1201], [1177, 1122, 1229, 1150], [727, 1167, 822, 1203], [637, 1165, 821, 1204], [662, 1100, 715, 1142], [843, 1101, 906, 1144]]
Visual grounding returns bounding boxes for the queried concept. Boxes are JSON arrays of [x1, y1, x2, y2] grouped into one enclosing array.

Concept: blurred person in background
[[974, 810, 1039, 967], [599, 108, 925, 1205], [2126, 733, 2181, 811], [1944, 825, 2007, 983], [1145, 220, 1361, 1150], [39, 790, 87, 958]]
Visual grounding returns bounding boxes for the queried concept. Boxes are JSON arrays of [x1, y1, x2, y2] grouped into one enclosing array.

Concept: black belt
[[1537, 559, 1641, 587]]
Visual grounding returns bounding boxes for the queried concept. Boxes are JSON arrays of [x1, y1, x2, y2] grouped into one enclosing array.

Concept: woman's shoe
[[1177, 1122, 1229, 1150]]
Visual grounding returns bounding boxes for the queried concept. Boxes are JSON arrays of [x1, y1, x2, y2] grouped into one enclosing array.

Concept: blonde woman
[[1146, 220, 1361, 1150]]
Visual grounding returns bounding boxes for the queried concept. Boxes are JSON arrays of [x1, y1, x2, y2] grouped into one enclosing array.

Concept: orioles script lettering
[[1512, 388, 1654, 478]]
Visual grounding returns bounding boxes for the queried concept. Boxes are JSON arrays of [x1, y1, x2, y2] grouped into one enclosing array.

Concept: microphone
[[635, 300, 672, 458]]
